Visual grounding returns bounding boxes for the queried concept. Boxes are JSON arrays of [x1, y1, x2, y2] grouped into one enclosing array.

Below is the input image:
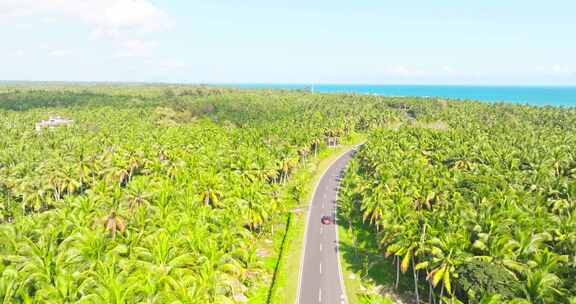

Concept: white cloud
[[100, 0, 171, 31], [41, 17, 57, 24], [382, 65, 431, 78], [536, 64, 573, 76], [441, 65, 455, 74], [39, 44, 74, 58], [49, 49, 73, 57], [14, 22, 33, 29], [0, 0, 172, 59], [90, 28, 122, 41], [14, 50, 25, 57], [389, 65, 411, 76], [113, 39, 158, 58], [0, 7, 33, 18], [146, 59, 192, 71], [0, 0, 172, 33], [551, 64, 571, 74]]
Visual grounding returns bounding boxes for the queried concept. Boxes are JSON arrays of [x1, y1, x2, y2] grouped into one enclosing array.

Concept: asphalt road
[[297, 147, 356, 304]]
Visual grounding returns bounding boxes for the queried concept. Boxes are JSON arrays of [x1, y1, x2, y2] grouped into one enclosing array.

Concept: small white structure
[[35, 116, 73, 132], [326, 136, 339, 148]]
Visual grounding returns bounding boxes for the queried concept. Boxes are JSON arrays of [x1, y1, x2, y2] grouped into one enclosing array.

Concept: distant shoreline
[[228, 84, 576, 107], [1, 81, 574, 107]]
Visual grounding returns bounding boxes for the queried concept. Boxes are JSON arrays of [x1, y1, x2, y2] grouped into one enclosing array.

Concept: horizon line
[[1, 80, 576, 87]]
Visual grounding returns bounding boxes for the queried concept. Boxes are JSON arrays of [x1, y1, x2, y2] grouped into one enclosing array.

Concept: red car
[[321, 216, 332, 225]]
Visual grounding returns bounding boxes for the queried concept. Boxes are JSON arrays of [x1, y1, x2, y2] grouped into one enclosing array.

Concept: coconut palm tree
[[103, 211, 126, 240]]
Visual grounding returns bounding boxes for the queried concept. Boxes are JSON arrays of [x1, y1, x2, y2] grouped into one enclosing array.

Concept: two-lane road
[[297, 147, 357, 304]]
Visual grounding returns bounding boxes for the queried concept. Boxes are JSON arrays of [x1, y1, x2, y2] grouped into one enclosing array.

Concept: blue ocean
[[230, 84, 576, 107]]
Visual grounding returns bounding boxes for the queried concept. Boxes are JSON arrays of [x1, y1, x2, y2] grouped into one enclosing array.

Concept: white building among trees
[[35, 116, 73, 131]]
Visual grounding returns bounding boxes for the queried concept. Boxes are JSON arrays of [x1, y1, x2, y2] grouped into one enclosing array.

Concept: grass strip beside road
[[338, 224, 394, 304], [337, 185, 417, 304]]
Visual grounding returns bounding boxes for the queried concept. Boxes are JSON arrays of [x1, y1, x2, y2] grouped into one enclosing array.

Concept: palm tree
[[81, 259, 139, 303], [521, 270, 564, 304], [0, 268, 20, 303], [124, 177, 153, 212], [103, 211, 126, 240]]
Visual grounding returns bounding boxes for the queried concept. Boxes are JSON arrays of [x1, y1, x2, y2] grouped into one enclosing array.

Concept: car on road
[[321, 215, 332, 225]]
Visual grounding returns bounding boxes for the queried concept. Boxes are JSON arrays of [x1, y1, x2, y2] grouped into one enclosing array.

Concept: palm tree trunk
[[348, 219, 352, 231], [427, 270, 434, 304], [54, 187, 61, 200], [412, 257, 420, 303], [439, 284, 444, 302], [429, 281, 434, 304], [395, 256, 400, 289]]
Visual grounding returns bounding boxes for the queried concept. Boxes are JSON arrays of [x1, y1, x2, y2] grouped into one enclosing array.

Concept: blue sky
[[1, 0, 575, 84]]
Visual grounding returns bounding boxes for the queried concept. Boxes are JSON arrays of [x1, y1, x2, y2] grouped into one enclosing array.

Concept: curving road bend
[[297, 147, 357, 304]]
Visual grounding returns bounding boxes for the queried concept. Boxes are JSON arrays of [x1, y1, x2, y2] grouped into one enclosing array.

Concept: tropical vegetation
[[0, 84, 395, 303], [339, 100, 576, 303], [2, 83, 574, 303]]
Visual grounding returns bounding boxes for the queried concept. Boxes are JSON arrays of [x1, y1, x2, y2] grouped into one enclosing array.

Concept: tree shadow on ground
[[338, 213, 422, 304]]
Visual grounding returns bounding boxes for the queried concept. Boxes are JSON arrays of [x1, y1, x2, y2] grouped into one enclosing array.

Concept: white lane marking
[[322, 202, 325, 208], [319, 263, 322, 274], [323, 193, 327, 199], [319, 289, 322, 303], [297, 146, 362, 304], [320, 243, 323, 252], [320, 226, 323, 234]]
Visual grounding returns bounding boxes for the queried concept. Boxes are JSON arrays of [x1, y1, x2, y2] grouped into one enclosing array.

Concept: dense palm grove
[[340, 102, 576, 303], [0, 84, 398, 303], [2, 84, 575, 303]]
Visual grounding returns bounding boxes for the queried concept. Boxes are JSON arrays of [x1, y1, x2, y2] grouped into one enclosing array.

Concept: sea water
[[230, 84, 576, 107]]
